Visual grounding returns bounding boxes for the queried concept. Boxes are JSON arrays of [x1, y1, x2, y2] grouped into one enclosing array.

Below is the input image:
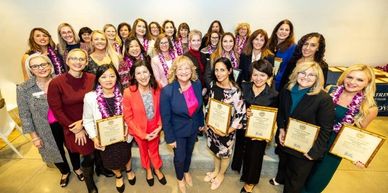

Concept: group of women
[[17, 18, 378, 193]]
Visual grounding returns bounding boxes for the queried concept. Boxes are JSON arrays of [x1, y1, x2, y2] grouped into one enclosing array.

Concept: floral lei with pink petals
[[142, 38, 149, 51], [96, 85, 123, 118], [235, 35, 247, 55], [47, 46, 65, 75], [174, 38, 183, 56], [207, 45, 216, 55], [332, 85, 364, 132], [222, 50, 239, 69], [158, 51, 176, 76]]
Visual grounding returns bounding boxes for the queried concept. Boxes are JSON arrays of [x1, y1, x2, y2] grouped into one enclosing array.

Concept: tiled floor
[[0, 117, 387, 193]]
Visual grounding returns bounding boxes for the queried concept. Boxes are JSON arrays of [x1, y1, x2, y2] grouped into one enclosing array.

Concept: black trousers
[[231, 129, 246, 172], [283, 153, 315, 193], [240, 138, 267, 184], [274, 147, 287, 184], [50, 122, 81, 174]]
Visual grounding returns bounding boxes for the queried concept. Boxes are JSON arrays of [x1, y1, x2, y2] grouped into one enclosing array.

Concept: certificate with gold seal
[[96, 115, 125, 146], [245, 105, 278, 141], [206, 98, 232, 135], [329, 125, 385, 167], [284, 118, 320, 153]]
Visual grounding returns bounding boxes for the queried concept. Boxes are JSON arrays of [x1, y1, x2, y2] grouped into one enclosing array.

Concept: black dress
[[99, 97, 132, 170]]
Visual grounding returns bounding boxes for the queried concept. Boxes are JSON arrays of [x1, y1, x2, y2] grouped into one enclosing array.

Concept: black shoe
[[240, 185, 254, 193], [60, 173, 70, 187], [146, 177, 154, 186], [115, 175, 125, 193], [154, 170, 167, 185], [269, 178, 282, 186], [82, 166, 98, 193], [74, 170, 85, 181], [95, 168, 114, 177], [126, 169, 136, 185]]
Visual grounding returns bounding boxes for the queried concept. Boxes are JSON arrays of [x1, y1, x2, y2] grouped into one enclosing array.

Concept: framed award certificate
[[96, 115, 125, 146], [206, 98, 232, 135], [329, 125, 385, 167], [273, 57, 283, 75], [245, 105, 278, 141], [284, 118, 320, 153]]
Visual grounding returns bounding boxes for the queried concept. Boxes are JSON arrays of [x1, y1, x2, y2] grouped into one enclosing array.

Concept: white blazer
[[82, 91, 133, 142]]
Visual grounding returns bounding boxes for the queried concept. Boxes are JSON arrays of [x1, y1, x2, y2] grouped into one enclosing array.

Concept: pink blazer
[[151, 56, 168, 87]]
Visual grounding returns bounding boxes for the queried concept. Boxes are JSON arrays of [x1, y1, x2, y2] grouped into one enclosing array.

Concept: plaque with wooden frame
[[206, 98, 232, 135], [96, 115, 125, 146], [245, 105, 278, 142], [329, 124, 385, 167], [283, 118, 320, 153]]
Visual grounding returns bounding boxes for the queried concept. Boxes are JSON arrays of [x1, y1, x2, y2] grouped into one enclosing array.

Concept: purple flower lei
[[332, 85, 364, 132], [174, 38, 183, 56], [235, 35, 247, 55], [96, 85, 123, 119], [47, 46, 64, 75], [142, 38, 149, 51], [222, 51, 238, 69], [158, 51, 176, 76], [207, 45, 216, 55]]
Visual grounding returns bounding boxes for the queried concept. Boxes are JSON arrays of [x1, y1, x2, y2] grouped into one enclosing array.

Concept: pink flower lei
[[158, 51, 176, 76], [222, 51, 239, 69], [207, 45, 216, 55], [174, 38, 183, 56], [332, 85, 364, 132], [96, 85, 123, 119], [47, 46, 65, 75], [142, 38, 149, 51], [235, 35, 247, 55]]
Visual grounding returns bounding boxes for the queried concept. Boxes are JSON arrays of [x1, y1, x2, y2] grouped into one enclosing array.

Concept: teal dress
[[302, 105, 348, 193]]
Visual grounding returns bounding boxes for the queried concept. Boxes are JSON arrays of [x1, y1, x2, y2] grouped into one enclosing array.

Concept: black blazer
[[238, 53, 275, 84], [276, 88, 334, 160]]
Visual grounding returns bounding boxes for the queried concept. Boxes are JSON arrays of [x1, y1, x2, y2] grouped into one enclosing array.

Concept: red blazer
[[123, 85, 162, 140]]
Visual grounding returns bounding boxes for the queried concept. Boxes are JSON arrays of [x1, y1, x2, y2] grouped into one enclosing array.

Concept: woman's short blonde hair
[[287, 61, 324, 95], [24, 53, 54, 78], [66, 48, 89, 64], [167, 56, 198, 83], [234, 22, 251, 36]]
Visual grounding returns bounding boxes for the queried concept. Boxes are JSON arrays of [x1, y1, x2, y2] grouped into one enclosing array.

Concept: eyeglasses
[[211, 36, 219, 39], [298, 71, 317, 79], [30, 63, 49, 70], [68, 57, 86, 62], [160, 41, 169, 45]]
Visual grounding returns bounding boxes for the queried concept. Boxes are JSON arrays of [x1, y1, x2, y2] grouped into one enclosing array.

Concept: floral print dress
[[206, 82, 246, 158]]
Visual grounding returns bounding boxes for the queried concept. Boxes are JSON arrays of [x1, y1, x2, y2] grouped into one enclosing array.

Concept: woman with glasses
[[276, 62, 334, 193], [17, 53, 83, 188], [48, 49, 98, 193], [151, 34, 177, 87], [200, 31, 220, 62]]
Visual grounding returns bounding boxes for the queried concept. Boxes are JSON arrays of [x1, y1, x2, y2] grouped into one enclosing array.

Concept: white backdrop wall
[[1, 0, 387, 106]]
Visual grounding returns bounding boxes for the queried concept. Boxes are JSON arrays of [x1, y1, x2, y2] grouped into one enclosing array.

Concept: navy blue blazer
[[160, 80, 205, 144]]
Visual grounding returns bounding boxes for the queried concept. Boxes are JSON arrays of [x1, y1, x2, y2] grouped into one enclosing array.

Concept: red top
[[47, 72, 95, 155], [123, 85, 162, 140]]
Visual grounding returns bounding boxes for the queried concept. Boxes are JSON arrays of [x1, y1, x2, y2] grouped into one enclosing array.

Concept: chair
[[0, 98, 25, 158]]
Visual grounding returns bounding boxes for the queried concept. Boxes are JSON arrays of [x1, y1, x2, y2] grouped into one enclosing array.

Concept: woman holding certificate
[[302, 64, 378, 193], [239, 59, 278, 193], [47, 49, 97, 193], [123, 60, 166, 187], [160, 56, 204, 193], [204, 57, 246, 190], [276, 61, 334, 193], [83, 64, 135, 193]]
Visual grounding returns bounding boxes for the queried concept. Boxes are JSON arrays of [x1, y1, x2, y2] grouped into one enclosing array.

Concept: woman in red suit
[[122, 60, 166, 186]]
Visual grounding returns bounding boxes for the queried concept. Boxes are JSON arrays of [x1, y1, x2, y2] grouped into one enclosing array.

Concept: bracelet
[[32, 137, 40, 142]]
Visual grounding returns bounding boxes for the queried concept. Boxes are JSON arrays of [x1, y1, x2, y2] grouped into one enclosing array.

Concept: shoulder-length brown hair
[[27, 28, 56, 54], [268, 19, 295, 53], [242, 29, 273, 58]]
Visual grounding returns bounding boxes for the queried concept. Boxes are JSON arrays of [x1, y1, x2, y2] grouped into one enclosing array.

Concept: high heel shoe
[[60, 173, 70, 187], [115, 175, 125, 193], [73, 170, 85, 181], [146, 177, 154, 186], [126, 169, 136, 185], [154, 170, 167, 185]]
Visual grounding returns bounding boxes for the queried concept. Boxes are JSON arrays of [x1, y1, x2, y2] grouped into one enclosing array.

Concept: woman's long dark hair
[[93, 64, 123, 93], [129, 60, 158, 92], [211, 57, 238, 88], [124, 36, 151, 63], [268, 19, 295, 53]]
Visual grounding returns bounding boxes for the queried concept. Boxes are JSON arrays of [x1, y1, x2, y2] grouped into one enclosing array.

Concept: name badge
[[32, 91, 45, 98]]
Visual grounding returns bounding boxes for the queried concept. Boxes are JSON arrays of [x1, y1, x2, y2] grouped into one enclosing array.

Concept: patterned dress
[[206, 82, 246, 158]]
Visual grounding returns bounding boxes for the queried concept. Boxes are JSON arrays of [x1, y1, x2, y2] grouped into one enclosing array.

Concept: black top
[[241, 82, 278, 108], [238, 53, 275, 84]]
